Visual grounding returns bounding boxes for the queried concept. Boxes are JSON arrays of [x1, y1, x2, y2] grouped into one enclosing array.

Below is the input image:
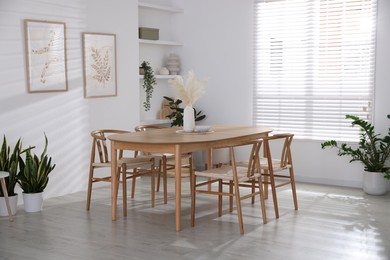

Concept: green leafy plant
[[18, 134, 56, 193], [140, 61, 157, 111], [321, 114, 390, 179], [163, 96, 206, 127], [0, 136, 31, 196]]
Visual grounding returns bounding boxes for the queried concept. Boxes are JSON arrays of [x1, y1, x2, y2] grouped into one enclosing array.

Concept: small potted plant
[[18, 134, 55, 212], [0, 136, 31, 216], [162, 96, 206, 127], [140, 61, 157, 111], [321, 114, 390, 195]]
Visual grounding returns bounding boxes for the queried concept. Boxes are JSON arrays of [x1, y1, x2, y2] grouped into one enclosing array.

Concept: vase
[[0, 194, 18, 216], [363, 171, 389, 195], [183, 105, 195, 132], [23, 192, 43, 212]]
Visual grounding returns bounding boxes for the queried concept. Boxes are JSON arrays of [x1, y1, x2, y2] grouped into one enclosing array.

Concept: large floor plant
[[321, 115, 390, 180], [321, 115, 390, 195]]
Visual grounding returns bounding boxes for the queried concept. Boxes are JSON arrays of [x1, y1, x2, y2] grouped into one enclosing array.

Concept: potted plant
[[18, 134, 55, 212], [321, 114, 390, 195], [162, 96, 206, 127], [0, 136, 30, 216], [140, 61, 157, 111]]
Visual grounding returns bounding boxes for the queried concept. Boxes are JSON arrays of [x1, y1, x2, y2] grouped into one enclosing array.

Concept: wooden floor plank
[[1, 177, 389, 260]]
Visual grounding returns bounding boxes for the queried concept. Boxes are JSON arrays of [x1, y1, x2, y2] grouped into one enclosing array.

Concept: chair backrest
[[90, 129, 130, 163], [230, 140, 263, 178], [134, 124, 167, 132], [134, 125, 167, 157], [263, 134, 294, 168]]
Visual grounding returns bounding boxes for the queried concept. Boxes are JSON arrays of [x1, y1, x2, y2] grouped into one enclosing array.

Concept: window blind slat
[[253, 0, 377, 141]]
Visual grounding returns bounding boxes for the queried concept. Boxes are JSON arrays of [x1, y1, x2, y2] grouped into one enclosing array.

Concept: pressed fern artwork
[[24, 19, 68, 92], [90, 46, 112, 86], [82, 33, 117, 98]]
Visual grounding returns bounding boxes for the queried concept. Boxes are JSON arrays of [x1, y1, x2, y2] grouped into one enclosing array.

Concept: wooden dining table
[[108, 125, 273, 232]]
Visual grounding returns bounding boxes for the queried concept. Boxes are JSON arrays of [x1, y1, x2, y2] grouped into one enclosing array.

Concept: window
[[253, 0, 377, 141]]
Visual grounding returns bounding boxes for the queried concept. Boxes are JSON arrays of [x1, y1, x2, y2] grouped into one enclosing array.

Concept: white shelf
[[138, 2, 183, 13], [139, 39, 183, 46], [139, 75, 178, 79]]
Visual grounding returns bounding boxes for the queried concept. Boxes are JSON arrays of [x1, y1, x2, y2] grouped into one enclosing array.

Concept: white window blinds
[[253, 0, 377, 141]]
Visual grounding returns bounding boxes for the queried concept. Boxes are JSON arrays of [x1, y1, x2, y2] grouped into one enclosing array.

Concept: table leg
[[175, 145, 182, 232], [111, 142, 118, 221]]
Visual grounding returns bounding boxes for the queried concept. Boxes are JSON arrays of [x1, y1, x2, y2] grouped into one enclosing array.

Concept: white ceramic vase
[[23, 192, 43, 212], [0, 194, 18, 216], [363, 171, 389, 195], [183, 105, 195, 132]]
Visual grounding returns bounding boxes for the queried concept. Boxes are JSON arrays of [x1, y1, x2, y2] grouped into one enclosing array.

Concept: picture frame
[[82, 32, 117, 98], [24, 19, 68, 93]]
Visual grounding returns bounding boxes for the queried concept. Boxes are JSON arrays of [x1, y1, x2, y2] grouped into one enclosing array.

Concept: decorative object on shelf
[[18, 134, 56, 212], [24, 19, 68, 93], [140, 61, 157, 111], [166, 53, 180, 75], [162, 97, 206, 128], [159, 67, 169, 75], [139, 27, 159, 40], [159, 98, 174, 120], [82, 32, 117, 98], [0, 136, 32, 216], [321, 114, 390, 195]]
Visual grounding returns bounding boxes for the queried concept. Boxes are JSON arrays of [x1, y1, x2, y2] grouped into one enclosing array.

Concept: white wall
[[0, 0, 140, 204], [0, 0, 389, 204], [173, 0, 390, 188]]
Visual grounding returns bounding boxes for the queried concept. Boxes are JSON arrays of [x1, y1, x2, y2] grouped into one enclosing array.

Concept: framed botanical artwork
[[82, 32, 117, 98], [24, 19, 68, 93]]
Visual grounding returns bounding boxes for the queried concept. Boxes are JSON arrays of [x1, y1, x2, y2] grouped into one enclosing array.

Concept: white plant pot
[[363, 171, 389, 195], [0, 194, 18, 216], [23, 192, 43, 212]]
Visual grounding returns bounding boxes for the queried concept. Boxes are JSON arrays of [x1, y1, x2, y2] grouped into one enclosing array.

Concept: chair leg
[[163, 156, 168, 204], [190, 174, 196, 227], [229, 181, 233, 212], [218, 179, 223, 217], [257, 176, 267, 224], [290, 168, 298, 210], [122, 164, 127, 217], [151, 163, 155, 208], [86, 166, 94, 210], [131, 172, 136, 199], [156, 159, 162, 192], [233, 180, 244, 235], [0, 178, 13, 221], [269, 170, 279, 219], [251, 179, 256, 204]]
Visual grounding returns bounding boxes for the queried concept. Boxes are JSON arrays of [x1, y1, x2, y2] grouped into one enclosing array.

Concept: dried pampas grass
[[168, 70, 207, 106]]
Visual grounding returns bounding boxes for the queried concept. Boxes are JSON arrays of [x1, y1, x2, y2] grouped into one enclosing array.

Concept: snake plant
[[0, 136, 30, 196], [18, 134, 55, 193]]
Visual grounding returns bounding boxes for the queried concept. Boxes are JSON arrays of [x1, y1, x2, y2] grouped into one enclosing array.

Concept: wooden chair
[[260, 133, 298, 219], [0, 171, 13, 221], [86, 129, 155, 215], [134, 125, 192, 204], [191, 141, 267, 234]]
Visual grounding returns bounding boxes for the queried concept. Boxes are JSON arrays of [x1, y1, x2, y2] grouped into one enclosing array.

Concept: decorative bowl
[[195, 125, 211, 132]]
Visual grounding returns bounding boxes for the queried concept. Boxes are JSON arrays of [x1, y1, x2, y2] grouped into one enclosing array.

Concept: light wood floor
[[1, 177, 389, 260]]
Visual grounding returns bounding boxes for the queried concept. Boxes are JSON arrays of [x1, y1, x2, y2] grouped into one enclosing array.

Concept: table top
[[108, 125, 273, 149]]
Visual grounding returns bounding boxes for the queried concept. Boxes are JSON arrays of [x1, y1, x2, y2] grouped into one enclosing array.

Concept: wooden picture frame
[[24, 19, 68, 93], [82, 32, 117, 98]]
